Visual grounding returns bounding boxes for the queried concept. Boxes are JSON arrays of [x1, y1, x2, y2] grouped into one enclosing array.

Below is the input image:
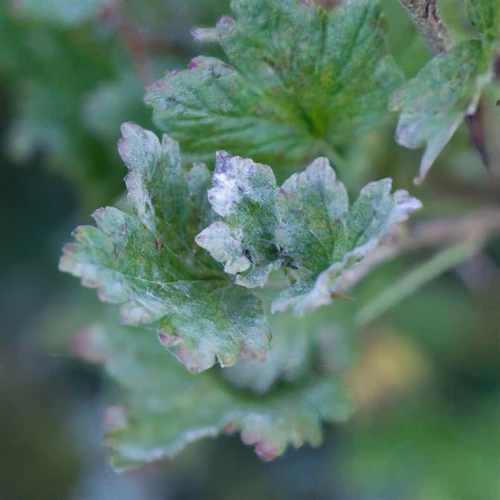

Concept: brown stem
[[98, 5, 152, 86], [338, 208, 500, 291], [397, 0, 452, 55], [465, 98, 489, 168]]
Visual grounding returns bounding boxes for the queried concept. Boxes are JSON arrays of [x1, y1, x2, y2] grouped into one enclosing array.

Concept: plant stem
[[355, 240, 481, 328], [398, 0, 452, 55], [337, 208, 500, 292]]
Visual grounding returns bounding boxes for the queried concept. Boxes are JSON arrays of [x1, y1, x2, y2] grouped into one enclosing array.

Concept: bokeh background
[[1, 0, 499, 499]]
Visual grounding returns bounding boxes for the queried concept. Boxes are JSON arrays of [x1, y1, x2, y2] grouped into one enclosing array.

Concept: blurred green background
[[1, 0, 499, 499]]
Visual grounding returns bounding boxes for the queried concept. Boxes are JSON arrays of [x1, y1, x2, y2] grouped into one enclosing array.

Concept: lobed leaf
[[390, 39, 493, 183], [144, 0, 404, 166], [196, 151, 282, 288], [78, 322, 351, 467], [196, 152, 422, 315], [60, 123, 270, 373], [223, 303, 355, 394]]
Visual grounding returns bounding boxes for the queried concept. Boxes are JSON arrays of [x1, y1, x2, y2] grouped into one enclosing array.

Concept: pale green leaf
[[223, 303, 354, 394], [390, 39, 493, 183], [60, 123, 270, 373], [79, 322, 351, 467], [197, 152, 422, 315], [144, 0, 404, 166]]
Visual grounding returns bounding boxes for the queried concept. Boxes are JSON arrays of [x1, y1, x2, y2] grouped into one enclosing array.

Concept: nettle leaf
[[465, 0, 500, 39], [144, 0, 404, 165], [80, 322, 351, 467], [390, 39, 493, 183], [196, 153, 422, 316], [60, 123, 270, 373]]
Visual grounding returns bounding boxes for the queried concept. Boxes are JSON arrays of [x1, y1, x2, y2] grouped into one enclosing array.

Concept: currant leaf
[[77, 322, 351, 467], [196, 152, 422, 315], [144, 0, 404, 166], [60, 123, 270, 374], [390, 40, 493, 183]]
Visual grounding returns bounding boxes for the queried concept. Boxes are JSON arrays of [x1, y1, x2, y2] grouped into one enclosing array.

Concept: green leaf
[[80, 322, 351, 467], [390, 39, 493, 183], [465, 0, 500, 39], [223, 303, 355, 394], [196, 152, 422, 315], [60, 123, 270, 373], [195, 151, 282, 288], [144, 0, 404, 166]]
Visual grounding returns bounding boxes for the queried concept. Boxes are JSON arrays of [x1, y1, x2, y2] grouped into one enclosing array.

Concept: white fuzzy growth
[[190, 27, 219, 43], [208, 152, 276, 217], [391, 190, 424, 221], [195, 221, 251, 274], [118, 122, 163, 231], [208, 173, 242, 217], [207, 153, 246, 217]]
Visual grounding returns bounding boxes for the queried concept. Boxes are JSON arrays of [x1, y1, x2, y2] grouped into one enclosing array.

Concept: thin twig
[[337, 208, 500, 292], [98, 4, 152, 86], [397, 0, 452, 55], [355, 240, 481, 328]]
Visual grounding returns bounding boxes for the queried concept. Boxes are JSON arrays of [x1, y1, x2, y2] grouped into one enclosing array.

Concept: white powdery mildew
[[195, 221, 251, 274], [208, 151, 245, 217], [208, 151, 277, 217], [391, 189, 424, 221], [118, 122, 163, 232], [272, 183, 423, 315]]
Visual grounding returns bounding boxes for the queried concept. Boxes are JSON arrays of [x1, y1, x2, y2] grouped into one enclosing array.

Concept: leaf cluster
[[57, 0, 500, 466]]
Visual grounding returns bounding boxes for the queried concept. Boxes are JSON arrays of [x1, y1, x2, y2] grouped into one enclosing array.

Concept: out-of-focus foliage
[[465, 0, 500, 38], [75, 319, 350, 467], [391, 39, 492, 183], [390, 0, 500, 183], [0, 0, 228, 209], [223, 304, 355, 394], [343, 402, 500, 500], [0, 1, 146, 208]]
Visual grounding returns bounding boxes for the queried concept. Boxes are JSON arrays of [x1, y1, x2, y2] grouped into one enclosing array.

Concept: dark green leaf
[[144, 0, 404, 166]]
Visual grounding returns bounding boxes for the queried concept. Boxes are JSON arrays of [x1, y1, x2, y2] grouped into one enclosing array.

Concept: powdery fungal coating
[[197, 151, 422, 315], [60, 123, 271, 374]]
